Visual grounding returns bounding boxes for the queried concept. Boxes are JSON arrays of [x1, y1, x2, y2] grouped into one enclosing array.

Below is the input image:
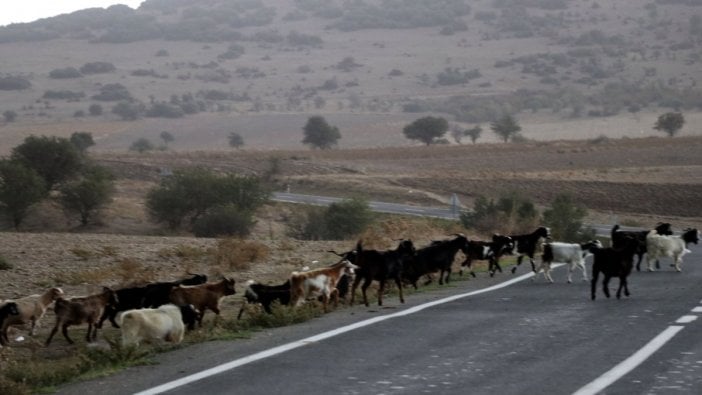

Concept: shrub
[[3, 110, 17, 122], [112, 101, 143, 120], [129, 138, 154, 153], [89, 103, 103, 116], [0, 160, 47, 229], [11, 135, 83, 190], [543, 194, 589, 242], [0, 75, 31, 90], [212, 238, 270, 271], [289, 197, 373, 240], [193, 205, 257, 237], [43, 90, 85, 100], [460, 192, 539, 234], [92, 83, 132, 101], [49, 67, 83, 79], [80, 61, 116, 74], [146, 102, 185, 118], [58, 165, 115, 226], [0, 255, 13, 270]]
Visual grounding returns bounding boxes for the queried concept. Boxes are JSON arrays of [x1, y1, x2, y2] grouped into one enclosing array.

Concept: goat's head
[[536, 227, 551, 239], [102, 287, 119, 307], [4, 302, 19, 316], [396, 239, 416, 256], [48, 287, 65, 301], [683, 228, 700, 245], [341, 259, 359, 275], [583, 240, 603, 252], [222, 277, 237, 295], [492, 234, 515, 254], [655, 222, 674, 236]]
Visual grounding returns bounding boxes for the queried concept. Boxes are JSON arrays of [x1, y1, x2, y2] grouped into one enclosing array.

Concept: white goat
[[535, 240, 602, 283], [0, 287, 64, 345], [645, 228, 700, 272], [117, 304, 185, 346]]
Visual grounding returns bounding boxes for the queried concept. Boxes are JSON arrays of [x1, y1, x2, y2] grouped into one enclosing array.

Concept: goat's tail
[[355, 240, 363, 253]]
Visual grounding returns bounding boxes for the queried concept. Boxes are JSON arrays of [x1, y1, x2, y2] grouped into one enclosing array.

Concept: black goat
[[507, 227, 551, 275], [0, 302, 19, 339], [98, 285, 149, 329], [142, 273, 208, 308], [460, 235, 514, 278], [611, 222, 673, 271], [236, 280, 291, 319], [350, 239, 416, 307], [403, 234, 469, 287], [591, 237, 639, 300]]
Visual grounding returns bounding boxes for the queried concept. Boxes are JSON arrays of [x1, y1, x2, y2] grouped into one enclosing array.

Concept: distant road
[[272, 192, 624, 236]]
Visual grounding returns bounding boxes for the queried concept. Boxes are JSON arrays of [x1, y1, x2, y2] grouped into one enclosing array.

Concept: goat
[[0, 302, 19, 346], [461, 234, 514, 278], [403, 234, 468, 288], [98, 285, 149, 329], [142, 273, 208, 308], [350, 239, 415, 307], [236, 279, 291, 319], [169, 277, 236, 326], [507, 227, 551, 274], [645, 228, 699, 272], [291, 259, 358, 312], [1, 287, 64, 345], [117, 304, 186, 346], [590, 237, 638, 300], [535, 240, 602, 283], [45, 287, 119, 345], [611, 223, 673, 271]]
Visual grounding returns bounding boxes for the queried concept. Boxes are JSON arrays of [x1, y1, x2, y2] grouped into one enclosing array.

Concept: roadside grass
[[0, 254, 512, 394]]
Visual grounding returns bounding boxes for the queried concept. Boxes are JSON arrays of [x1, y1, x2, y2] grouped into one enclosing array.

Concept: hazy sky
[[1, 1, 143, 27]]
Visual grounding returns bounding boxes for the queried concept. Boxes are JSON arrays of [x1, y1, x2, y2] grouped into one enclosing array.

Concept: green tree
[[465, 125, 482, 144], [160, 131, 175, 148], [228, 132, 244, 148], [302, 116, 341, 149], [460, 192, 538, 234], [70, 131, 95, 153], [130, 138, 155, 153], [653, 112, 685, 137], [543, 194, 588, 242], [112, 101, 142, 120], [146, 167, 269, 230], [88, 103, 103, 116], [58, 165, 115, 226], [11, 135, 83, 190], [490, 114, 522, 143], [0, 160, 47, 229], [192, 204, 256, 237], [403, 116, 449, 145]]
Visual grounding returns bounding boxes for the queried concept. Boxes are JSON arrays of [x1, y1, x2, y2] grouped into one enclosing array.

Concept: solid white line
[[135, 272, 536, 395], [572, 325, 685, 395], [676, 315, 697, 324]]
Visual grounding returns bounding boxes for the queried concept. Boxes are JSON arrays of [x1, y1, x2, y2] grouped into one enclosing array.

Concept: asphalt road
[[56, 243, 702, 395], [272, 192, 626, 237]]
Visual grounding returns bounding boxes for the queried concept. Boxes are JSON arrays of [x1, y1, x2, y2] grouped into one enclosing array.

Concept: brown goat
[[45, 287, 119, 346], [169, 277, 236, 326]]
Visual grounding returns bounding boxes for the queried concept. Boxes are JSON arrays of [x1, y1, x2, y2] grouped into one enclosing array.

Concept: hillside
[[0, 0, 700, 152]]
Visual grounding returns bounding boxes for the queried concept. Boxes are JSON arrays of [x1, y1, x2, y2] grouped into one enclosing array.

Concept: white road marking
[[676, 315, 697, 324], [691, 306, 702, 313], [135, 272, 536, 395], [573, 325, 685, 395]]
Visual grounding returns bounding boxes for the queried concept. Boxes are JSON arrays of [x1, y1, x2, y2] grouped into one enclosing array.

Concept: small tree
[[88, 103, 103, 116], [160, 131, 175, 148], [58, 165, 115, 226], [465, 125, 482, 144], [490, 115, 522, 143], [653, 112, 685, 137], [70, 131, 95, 153], [11, 135, 83, 190], [0, 160, 47, 229], [130, 138, 155, 153], [543, 194, 588, 242], [403, 116, 449, 145], [3, 110, 17, 123], [302, 116, 341, 149], [228, 132, 244, 148], [323, 197, 373, 240]]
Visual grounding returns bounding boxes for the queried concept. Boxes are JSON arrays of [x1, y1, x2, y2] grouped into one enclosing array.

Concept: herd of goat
[[0, 223, 699, 349]]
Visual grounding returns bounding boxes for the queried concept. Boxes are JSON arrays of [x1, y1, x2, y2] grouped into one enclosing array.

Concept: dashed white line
[[676, 315, 698, 324]]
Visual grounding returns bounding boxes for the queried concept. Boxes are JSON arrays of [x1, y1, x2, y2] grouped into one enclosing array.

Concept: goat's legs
[[590, 270, 599, 300], [616, 277, 630, 299], [377, 280, 385, 306], [602, 275, 611, 298], [62, 324, 74, 344], [489, 257, 503, 277], [394, 277, 405, 304], [361, 278, 372, 307], [510, 255, 524, 274], [349, 276, 362, 305], [45, 324, 59, 346]]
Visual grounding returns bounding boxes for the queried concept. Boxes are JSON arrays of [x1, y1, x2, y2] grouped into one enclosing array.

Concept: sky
[[0, 1, 144, 27]]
